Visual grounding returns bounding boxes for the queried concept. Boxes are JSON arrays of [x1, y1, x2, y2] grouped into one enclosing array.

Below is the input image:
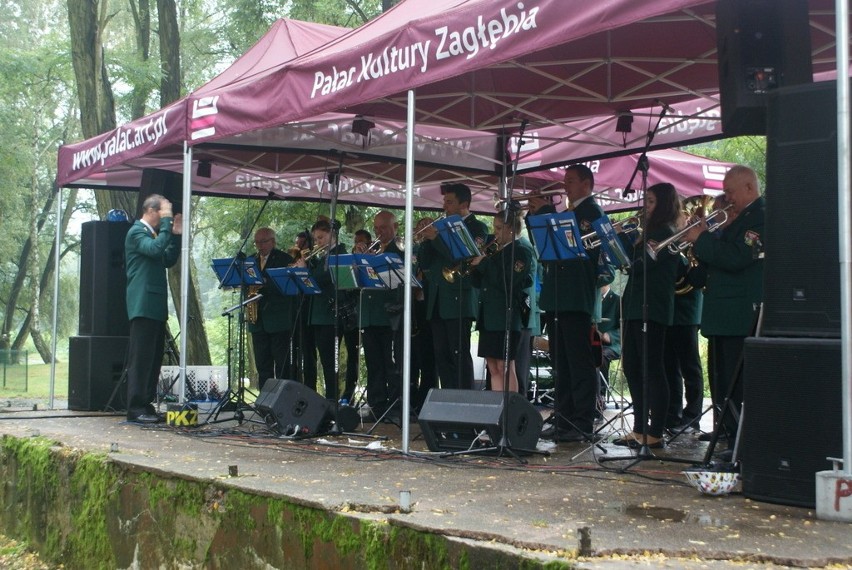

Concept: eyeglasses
[[254, 238, 273, 244]]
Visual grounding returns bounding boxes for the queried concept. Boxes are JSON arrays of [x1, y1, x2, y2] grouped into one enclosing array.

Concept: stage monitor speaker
[[417, 389, 542, 453], [762, 80, 844, 338], [741, 337, 842, 508], [255, 379, 332, 436], [68, 335, 129, 411], [139, 168, 183, 217], [716, 0, 811, 136], [78, 221, 131, 337]]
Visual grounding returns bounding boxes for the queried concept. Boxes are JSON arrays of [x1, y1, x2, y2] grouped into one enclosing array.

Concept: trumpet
[[581, 216, 642, 249], [413, 214, 445, 244], [647, 204, 733, 260], [493, 189, 563, 210], [299, 243, 330, 263]]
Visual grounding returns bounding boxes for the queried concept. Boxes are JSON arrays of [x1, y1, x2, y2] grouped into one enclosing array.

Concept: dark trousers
[[663, 324, 704, 427], [314, 325, 340, 401], [362, 326, 400, 412], [708, 335, 745, 437], [127, 317, 165, 417], [430, 317, 474, 390], [294, 310, 317, 391], [549, 311, 597, 434], [341, 327, 360, 402], [411, 300, 437, 410], [251, 329, 293, 390], [622, 319, 669, 439]]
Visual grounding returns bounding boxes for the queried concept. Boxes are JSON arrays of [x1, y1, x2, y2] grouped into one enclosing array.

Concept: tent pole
[[835, 0, 851, 478], [401, 89, 416, 453], [178, 143, 193, 403], [49, 186, 62, 410]]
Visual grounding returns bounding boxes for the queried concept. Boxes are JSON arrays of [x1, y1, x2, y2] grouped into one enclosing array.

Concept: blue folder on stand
[[328, 254, 387, 290], [433, 215, 482, 261], [526, 211, 587, 261], [211, 257, 264, 288], [265, 267, 321, 295]]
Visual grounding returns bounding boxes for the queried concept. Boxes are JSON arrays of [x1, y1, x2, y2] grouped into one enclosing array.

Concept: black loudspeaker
[[139, 168, 183, 216], [68, 335, 129, 411], [78, 221, 131, 337], [417, 389, 542, 453], [716, 0, 811, 136], [255, 379, 332, 436], [741, 337, 842, 508], [762, 80, 843, 338]]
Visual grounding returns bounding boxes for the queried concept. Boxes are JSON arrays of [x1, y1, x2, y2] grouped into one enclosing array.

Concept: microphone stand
[[204, 192, 274, 426], [324, 157, 345, 435]]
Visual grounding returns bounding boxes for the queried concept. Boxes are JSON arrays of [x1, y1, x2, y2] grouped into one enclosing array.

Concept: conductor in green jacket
[[124, 194, 182, 423], [417, 183, 489, 390], [683, 165, 765, 440]]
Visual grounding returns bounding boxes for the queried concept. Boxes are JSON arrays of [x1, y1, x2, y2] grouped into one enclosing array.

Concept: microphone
[[655, 99, 676, 114], [622, 187, 636, 198]]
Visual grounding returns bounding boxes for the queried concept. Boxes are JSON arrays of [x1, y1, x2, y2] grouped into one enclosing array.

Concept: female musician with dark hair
[[615, 182, 681, 449], [469, 210, 536, 393]]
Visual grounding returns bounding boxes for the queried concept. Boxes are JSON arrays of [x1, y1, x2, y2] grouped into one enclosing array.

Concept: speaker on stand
[[715, 0, 812, 136], [78, 221, 131, 337]]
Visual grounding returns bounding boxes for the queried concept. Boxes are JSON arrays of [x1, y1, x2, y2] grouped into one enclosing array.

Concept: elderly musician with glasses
[[248, 228, 297, 390]]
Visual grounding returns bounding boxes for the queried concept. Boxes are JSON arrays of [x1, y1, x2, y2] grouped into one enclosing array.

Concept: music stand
[[203, 257, 265, 425], [591, 216, 632, 270], [433, 215, 483, 261], [526, 211, 587, 262], [265, 267, 322, 297]]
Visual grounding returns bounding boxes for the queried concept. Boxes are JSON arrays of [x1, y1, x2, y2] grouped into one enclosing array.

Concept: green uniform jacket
[[598, 289, 622, 356], [672, 254, 703, 326], [693, 196, 765, 337], [308, 244, 349, 326], [359, 240, 404, 328], [622, 225, 679, 326], [539, 198, 604, 315], [470, 237, 536, 332], [246, 248, 296, 334], [417, 213, 489, 320], [125, 218, 180, 322]]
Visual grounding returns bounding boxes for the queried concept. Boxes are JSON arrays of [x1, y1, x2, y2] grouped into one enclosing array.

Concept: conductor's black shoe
[[127, 413, 160, 424]]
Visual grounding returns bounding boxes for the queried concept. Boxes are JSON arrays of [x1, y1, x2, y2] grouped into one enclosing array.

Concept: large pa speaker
[[417, 389, 542, 453], [716, 0, 811, 136], [255, 379, 332, 436], [78, 221, 131, 337], [762, 80, 844, 338], [139, 168, 183, 217], [68, 335, 129, 411], [741, 337, 842, 508]]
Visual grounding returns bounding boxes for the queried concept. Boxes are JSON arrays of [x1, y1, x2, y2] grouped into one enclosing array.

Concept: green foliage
[[685, 137, 768, 187]]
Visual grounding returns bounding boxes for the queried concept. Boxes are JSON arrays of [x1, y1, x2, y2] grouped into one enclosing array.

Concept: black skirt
[[477, 329, 522, 359]]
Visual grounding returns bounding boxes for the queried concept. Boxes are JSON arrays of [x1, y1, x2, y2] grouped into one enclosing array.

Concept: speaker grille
[[741, 337, 842, 507], [78, 221, 131, 337], [762, 81, 844, 337]]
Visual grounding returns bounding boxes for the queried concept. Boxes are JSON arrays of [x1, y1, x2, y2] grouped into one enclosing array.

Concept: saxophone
[[246, 286, 261, 324]]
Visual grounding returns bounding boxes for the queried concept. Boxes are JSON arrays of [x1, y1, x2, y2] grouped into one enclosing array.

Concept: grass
[[0, 359, 68, 401]]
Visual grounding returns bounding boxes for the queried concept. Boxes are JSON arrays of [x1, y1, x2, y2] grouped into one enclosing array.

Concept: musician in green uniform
[[417, 183, 488, 390], [295, 219, 348, 400], [539, 164, 607, 442], [469, 210, 536, 393], [683, 165, 764, 441], [614, 183, 680, 449], [359, 211, 405, 420]]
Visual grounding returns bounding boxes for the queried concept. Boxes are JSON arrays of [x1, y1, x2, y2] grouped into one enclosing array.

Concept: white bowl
[[682, 469, 740, 496]]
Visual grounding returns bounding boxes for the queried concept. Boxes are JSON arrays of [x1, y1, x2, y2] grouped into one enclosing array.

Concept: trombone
[[647, 204, 733, 260], [492, 189, 563, 210], [442, 239, 503, 283], [580, 216, 642, 249]]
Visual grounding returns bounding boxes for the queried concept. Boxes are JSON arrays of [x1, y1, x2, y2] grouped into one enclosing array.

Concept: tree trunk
[[157, 0, 181, 106]]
